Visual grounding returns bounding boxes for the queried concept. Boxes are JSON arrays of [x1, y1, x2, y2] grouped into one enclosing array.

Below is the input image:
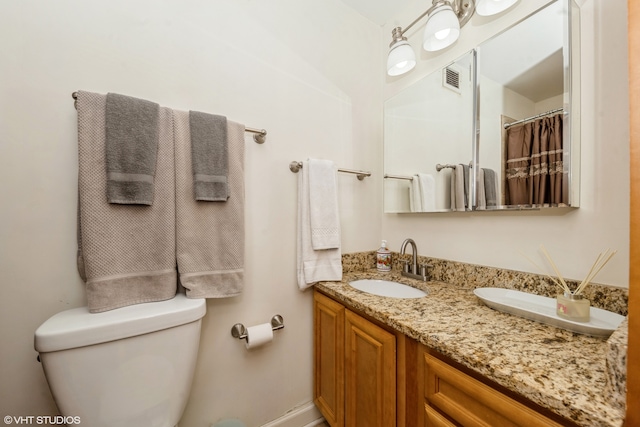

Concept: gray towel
[[77, 91, 177, 312], [450, 166, 466, 211], [483, 168, 498, 207], [175, 110, 245, 298], [476, 168, 486, 210], [189, 111, 229, 201], [105, 93, 159, 205], [461, 163, 469, 208]]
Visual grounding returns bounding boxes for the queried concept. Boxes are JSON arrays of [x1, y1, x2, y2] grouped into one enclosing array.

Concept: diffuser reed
[[522, 245, 617, 322]]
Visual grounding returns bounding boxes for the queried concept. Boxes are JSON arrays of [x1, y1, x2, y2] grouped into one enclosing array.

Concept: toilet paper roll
[[245, 323, 273, 349]]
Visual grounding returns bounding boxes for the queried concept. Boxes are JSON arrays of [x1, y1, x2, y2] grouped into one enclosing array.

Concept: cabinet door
[[345, 310, 396, 427], [314, 291, 345, 427]]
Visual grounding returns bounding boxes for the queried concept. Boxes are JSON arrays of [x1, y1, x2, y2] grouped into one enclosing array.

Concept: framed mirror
[[476, 0, 580, 210], [384, 50, 476, 213], [383, 0, 580, 214]]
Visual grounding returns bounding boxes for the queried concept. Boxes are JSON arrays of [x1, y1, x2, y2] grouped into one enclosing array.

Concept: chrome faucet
[[400, 238, 430, 281]]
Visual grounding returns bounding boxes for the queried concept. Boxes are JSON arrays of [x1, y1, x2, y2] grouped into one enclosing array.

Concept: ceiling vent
[[443, 66, 461, 93]]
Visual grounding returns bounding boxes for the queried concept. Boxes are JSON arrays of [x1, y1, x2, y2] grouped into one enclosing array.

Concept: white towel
[[308, 159, 341, 249], [410, 176, 420, 212], [450, 171, 456, 211], [417, 173, 436, 211], [297, 159, 342, 290]]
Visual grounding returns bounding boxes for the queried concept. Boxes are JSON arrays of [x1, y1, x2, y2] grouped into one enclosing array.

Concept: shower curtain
[[505, 113, 563, 206]]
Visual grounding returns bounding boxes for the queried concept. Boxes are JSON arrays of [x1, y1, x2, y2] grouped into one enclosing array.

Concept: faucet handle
[[418, 263, 432, 279], [401, 260, 411, 273]]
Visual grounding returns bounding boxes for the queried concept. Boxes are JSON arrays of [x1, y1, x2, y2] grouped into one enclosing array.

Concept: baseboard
[[260, 402, 324, 427]]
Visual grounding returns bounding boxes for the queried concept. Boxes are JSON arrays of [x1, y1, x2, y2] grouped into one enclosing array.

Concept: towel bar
[[384, 173, 413, 181], [436, 162, 473, 171], [71, 91, 267, 144], [289, 161, 371, 180], [231, 315, 284, 341]]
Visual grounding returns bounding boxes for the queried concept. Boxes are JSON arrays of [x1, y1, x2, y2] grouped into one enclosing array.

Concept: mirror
[[384, 50, 476, 213], [476, 0, 580, 210], [383, 0, 580, 213]]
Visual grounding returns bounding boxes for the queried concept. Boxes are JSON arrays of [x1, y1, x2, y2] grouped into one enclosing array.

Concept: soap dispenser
[[376, 240, 391, 272]]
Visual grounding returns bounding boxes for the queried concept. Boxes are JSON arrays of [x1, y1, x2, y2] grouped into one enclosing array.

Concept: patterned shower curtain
[[505, 114, 564, 206]]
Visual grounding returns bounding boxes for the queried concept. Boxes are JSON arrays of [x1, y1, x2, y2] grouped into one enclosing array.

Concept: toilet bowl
[[34, 293, 206, 427]]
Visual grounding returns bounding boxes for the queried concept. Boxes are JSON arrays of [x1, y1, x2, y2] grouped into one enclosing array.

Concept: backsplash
[[341, 251, 629, 316]]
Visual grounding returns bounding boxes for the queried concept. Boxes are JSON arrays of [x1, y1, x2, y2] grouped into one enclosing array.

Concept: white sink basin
[[349, 279, 427, 299]]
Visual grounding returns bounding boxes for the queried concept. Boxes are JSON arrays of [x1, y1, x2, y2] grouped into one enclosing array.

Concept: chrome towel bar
[[71, 91, 267, 144], [289, 161, 371, 180]]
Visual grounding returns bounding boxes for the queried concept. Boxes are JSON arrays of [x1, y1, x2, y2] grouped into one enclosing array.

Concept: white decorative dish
[[473, 287, 625, 338]]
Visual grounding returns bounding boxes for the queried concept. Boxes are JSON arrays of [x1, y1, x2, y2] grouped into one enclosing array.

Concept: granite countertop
[[315, 269, 626, 427]]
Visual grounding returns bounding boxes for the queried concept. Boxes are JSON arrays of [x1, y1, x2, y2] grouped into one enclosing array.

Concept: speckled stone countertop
[[315, 253, 628, 427]]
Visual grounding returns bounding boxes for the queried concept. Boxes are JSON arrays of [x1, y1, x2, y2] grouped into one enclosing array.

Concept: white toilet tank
[[34, 293, 206, 427]]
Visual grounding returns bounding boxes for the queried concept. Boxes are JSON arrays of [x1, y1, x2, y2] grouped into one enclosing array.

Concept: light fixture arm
[[391, 0, 476, 44]]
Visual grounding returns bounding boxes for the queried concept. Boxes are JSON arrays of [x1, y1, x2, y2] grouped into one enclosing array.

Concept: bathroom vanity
[[312, 255, 627, 427]]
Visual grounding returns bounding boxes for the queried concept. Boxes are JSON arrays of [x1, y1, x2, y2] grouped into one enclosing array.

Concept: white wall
[[381, 0, 630, 288], [0, 1, 382, 426]]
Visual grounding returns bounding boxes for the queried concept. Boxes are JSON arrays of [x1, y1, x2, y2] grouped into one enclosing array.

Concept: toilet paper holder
[[231, 315, 284, 341]]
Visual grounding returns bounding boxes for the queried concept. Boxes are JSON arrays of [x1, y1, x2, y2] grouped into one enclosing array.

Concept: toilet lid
[[34, 293, 206, 352]]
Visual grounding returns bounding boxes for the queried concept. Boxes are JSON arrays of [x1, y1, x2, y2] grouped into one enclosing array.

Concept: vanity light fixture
[[387, 0, 520, 76]]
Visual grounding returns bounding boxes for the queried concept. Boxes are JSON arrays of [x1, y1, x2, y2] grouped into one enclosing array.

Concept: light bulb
[[435, 29, 451, 40]]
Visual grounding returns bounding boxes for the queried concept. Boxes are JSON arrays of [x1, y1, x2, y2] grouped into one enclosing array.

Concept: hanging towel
[[308, 159, 341, 249], [175, 110, 245, 298], [105, 93, 159, 205], [461, 163, 470, 208], [417, 173, 436, 211], [297, 159, 342, 290], [76, 91, 177, 313], [476, 168, 486, 210], [450, 165, 467, 211], [410, 176, 420, 212], [483, 168, 499, 207], [189, 111, 229, 201], [449, 171, 456, 211]]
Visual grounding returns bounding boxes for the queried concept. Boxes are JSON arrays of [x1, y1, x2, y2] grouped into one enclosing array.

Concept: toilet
[[34, 293, 206, 427]]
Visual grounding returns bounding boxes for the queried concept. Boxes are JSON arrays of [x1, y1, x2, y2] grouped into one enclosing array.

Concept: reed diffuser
[[523, 245, 617, 323]]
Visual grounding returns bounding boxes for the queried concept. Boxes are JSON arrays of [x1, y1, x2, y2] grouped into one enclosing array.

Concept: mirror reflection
[[477, 0, 575, 209], [383, 0, 579, 214], [384, 50, 475, 213]]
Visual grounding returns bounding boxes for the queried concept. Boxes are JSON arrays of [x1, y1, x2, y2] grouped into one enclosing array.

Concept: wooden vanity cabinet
[[314, 290, 400, 427], [314, 290, 345, 427], [419, 347, 572, 427], [314, 289, 571, 427]]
